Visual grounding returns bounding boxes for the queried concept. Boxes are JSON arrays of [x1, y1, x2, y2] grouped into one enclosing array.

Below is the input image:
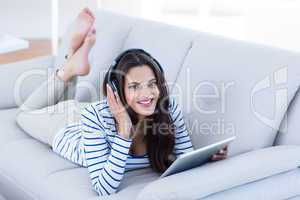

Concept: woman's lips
[[137, 98, 154, 107]]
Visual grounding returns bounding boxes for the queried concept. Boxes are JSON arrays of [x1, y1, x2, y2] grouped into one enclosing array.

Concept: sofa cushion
[[137, 145, 300, 200], [0, 56, 53, 109], [0, 139, 79, 199], [173, 33, 300, 155], [0, 108, 32, 149], [274, 88, 300, 146], [0, 139, 158, 200], [287, 196, 300, 200], [201, 168, 300, 200], [122, 18, 197, 86], [42, 168, 158, 200], [0, 108, 158, 200]]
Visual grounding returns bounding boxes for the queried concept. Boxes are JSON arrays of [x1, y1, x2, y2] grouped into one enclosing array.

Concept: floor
[[0, 39, 52, 65]]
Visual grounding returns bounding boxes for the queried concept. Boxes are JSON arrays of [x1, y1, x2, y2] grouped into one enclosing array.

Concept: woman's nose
[[139, 87, 153, 97]]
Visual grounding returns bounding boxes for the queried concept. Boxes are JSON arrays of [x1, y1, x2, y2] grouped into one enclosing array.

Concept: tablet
[[160, 136, 236, 178]]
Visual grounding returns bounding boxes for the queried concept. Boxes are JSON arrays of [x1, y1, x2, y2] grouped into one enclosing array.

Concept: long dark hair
[[103, 51, 175, 173]]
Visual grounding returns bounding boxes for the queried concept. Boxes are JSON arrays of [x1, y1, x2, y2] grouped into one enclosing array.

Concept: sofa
[[0, 9, 300, 200]]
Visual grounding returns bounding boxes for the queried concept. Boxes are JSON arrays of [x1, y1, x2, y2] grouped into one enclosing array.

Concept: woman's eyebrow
[[127, 81, 140, 85], [127, 78, 156, 85], [148, 78, 157, 82]]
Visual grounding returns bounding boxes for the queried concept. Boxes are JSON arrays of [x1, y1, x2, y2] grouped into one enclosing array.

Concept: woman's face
[[124, 65, 160, 119]]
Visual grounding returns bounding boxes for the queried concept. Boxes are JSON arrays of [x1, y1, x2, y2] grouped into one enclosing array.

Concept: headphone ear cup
[[111, 80, 119, 94]]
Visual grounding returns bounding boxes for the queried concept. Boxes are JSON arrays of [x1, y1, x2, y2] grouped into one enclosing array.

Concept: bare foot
[[58, 27, 96, 82], [68, 7, 95, 57]]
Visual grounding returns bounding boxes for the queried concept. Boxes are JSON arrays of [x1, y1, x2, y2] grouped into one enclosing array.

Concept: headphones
[[107, 48, 164, 96]]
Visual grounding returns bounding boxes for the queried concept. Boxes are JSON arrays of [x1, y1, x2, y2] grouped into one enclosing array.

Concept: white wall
[[0, 0, 97, 38], [138, 0, 300, 53], [98, 0, 141, 16], [1, 0, 300, 53], [0, 0, 52, 38]]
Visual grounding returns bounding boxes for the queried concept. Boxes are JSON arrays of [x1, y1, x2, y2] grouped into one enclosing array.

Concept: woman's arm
[[81, 103, 132, 196], [169, 97, 194, 157]]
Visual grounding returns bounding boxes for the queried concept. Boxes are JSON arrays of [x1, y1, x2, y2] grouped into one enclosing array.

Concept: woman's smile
[[137, 97, 153, 107]]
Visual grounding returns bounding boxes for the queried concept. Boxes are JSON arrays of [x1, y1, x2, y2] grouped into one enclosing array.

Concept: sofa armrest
[[0, 56, 55, 109], [137, 145, 300, 200]]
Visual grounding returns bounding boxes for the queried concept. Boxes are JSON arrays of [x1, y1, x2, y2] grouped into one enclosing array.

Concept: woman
[[17, 8, 228, 196]]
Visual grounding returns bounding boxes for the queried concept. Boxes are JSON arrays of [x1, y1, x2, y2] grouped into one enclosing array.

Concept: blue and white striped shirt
[[52, 97, 194, 196]]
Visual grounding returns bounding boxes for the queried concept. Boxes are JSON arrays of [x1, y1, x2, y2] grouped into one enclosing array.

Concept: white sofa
[[0, 9, 300, 200]]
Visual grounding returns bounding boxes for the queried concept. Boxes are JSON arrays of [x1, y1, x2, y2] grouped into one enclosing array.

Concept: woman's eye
[[149, 82, 157, 88], [128, 85, 138, 90]]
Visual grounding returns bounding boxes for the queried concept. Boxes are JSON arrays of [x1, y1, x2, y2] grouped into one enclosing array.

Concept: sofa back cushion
[[173, 32, 300, 156], [121, 18, 198, 85], [274, 88, 300, 146]]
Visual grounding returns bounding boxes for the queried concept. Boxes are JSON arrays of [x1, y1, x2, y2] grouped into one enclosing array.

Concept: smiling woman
[[101, 49, 194, 171]]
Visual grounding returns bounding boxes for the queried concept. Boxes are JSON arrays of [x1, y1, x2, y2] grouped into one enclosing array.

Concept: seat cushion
[[0, 107, 158, 200], [201, 168, 300, 200], [43, 168, 158, 200], [287, 196, 300, 200], [0, 138, 79, 199], [0, 194, 6, 200], [137, 145, 300, 200], [0, 108, 33, 150]]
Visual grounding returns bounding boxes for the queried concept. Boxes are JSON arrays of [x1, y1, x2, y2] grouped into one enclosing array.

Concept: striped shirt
[[52, 97, 194, 196]]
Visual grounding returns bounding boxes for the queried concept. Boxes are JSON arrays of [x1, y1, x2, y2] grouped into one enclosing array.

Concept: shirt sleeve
[[81, 103, 133, 196], [169, 97, 194, 157]]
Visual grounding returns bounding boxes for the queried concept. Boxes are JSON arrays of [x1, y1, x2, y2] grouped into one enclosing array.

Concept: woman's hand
[[106, 84, 132, 139], [210, 145, 228, 161]]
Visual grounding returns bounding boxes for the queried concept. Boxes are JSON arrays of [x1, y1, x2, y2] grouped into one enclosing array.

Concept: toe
[[83, 7, 89, 13], [84, 7, 95, 19]]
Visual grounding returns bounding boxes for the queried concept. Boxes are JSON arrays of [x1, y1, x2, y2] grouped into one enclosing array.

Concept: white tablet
[[160, 136, 236, 178]]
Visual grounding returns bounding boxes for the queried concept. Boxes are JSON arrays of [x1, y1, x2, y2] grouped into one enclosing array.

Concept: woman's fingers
[[107, 84, 118, 108], [211, 154, 227, 161], [217, 145, 228, 155], [106, 84, 113, 104], [223, 145, 228, 152], [210, 145, 229, 161], [218, 149, 227, 155], [106, 84, 126, 114], [114, 91, 127, 113], [114, 90, 121, 103]]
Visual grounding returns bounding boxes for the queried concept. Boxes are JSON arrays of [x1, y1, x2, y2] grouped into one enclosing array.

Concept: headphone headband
[[107, 48, 163, 95], [109, 48, 163, 73]]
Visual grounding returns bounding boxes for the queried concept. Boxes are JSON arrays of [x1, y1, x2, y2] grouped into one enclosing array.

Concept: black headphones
[[107, 48, 164, 96]]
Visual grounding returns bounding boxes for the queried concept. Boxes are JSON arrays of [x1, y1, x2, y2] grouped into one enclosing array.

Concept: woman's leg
[[19, 7, 95, 111], [17, 76, 72, 145], [19, 72, 77, 112], [16, 9, 96, 147]]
